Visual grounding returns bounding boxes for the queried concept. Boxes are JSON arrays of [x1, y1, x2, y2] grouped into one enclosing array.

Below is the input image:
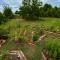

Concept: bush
[[3, 7, 13, 19], [43, 39, 60, 60], [0, 12, 7, 24], [32, 34, 39, 41]]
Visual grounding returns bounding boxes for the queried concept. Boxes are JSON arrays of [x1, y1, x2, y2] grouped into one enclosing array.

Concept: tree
[[53, 7, 60, 18], [40, 4, 60, 18], [15, 11, 19, 14], [20, 1, 60, 19], [19, 0, 42, 20], [0, 12, 7, 24], [43, 4, 52, 11], [3, 7, 13, 19], [43, 4, 53, 17]]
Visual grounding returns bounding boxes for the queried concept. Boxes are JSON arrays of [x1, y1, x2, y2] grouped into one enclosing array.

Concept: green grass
[[0, 18, 60, 31], [0, 18, 60, 60], [0, 18, 60, 38], [43, 34, 60, 60]]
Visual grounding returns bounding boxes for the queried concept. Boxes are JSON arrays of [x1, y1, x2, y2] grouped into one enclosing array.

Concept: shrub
[[0, 12, 7, 24], [32, 34, 39, 41]]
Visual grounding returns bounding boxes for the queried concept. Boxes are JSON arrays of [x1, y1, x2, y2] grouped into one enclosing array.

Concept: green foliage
[[0, 12, 7, 24], [44, 39, 60, 60], [18, 35, 27, 43], [3, 7, 13, 19], [32, 34, 39, 41], [19, 0, 41, 20], [40, 4, 60, 18], [15, 11, 19, 14], [20, 1, 60, 19]]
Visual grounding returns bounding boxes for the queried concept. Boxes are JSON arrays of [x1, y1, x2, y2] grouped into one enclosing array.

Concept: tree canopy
[[19, 0, 42, 20], [3, 7, 13, 19], [19, 0, 60, 20]]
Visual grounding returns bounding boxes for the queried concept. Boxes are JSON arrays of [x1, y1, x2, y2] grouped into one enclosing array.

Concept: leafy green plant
[[32, 34, 39, 41]]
